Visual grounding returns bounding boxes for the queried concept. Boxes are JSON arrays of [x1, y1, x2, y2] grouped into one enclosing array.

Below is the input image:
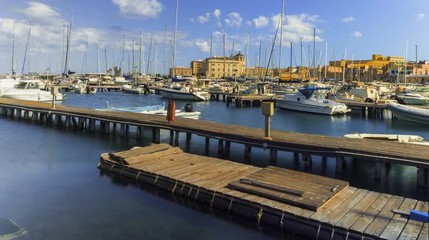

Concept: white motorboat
[[344, 133, 429, 145], [158, 87, 210, 101], [122, 84, 142, 94], [98, 102, 201, 120], [396, 93, 429, 105], [0, 80, 65, 102], [277, 85, 351, 115], [387, 102, 429, 124], [71, 80, 97, 94]]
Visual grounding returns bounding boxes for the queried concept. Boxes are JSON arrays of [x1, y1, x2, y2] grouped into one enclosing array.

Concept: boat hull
[[158, 88, 209, 101], [387, 103, 429, 124], [277, 99, 349, 115]]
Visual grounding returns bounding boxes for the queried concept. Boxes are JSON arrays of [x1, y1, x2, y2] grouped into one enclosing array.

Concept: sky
[[0, 0, 428, 75]]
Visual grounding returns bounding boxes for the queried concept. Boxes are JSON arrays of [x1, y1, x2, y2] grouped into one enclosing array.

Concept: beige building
[[201, 52, 246, 79], [169, 66, 192, 77]]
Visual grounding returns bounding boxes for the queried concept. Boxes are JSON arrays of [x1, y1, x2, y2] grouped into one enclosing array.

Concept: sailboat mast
[[279, 0, 285, 78], [11, 21, 15, 75], [172, 0, 178, 77], [139, 30, 142, 76], [22, 21, 32, 75]]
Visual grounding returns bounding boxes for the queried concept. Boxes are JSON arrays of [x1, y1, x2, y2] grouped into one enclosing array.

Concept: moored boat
[[97, 102, 201, 120], [0, 79, 65, 102], [158, 87, 210, 101], [387, 102, 429, 124], [277, 84, 350, 115], [344, 133, 429, 146]]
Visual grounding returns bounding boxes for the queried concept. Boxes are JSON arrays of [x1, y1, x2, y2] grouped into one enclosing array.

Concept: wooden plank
[[310, 187, 357, 222], [335, 191, 380, 230], [380, 198, 418, 239], [349, 193, 392, 233], [364, 195, 404, 237], [399, 201, 428, 240], [321, 189, 369, 226], [227, 181, 321, 211]]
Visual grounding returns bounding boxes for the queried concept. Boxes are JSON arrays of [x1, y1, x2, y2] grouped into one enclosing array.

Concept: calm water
[[1, 91, 428, 239]]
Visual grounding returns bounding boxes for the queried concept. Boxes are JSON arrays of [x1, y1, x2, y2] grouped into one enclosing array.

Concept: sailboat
[[158, 0, 210, 101]]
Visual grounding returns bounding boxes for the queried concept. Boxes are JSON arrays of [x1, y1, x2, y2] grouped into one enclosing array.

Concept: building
[[191, 60, 204, 77], [169, 66, 192, 77], [201, 52, 246, 79]]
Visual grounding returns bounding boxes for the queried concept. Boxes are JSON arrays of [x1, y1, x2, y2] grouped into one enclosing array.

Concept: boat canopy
[[298, 86, 331, 99]]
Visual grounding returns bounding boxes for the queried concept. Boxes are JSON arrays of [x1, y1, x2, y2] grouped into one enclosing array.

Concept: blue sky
[[0, 0, 428, 75]]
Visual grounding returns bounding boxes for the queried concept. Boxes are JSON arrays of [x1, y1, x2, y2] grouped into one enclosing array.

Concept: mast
[[11, 21, 15, 75], [223, 34, 226, 79], [342, 46, 347, 84], [312, 28, 316, 81], [289, 41, 292, 81], [172, 0, 178, 77], [279, 0, 285, 78], [163, 25, 167, 75], [22, 21, 32, 75], [139, 30, 143, 75], [147, 34, 153, 75], [324, 42, 327, 79]]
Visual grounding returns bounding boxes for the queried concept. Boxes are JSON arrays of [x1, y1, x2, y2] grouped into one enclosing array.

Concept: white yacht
[[0, 80, 65, 102], [277, 84, 350, 115], [344, 133, 429, 146], [98, 102, 201, 120]]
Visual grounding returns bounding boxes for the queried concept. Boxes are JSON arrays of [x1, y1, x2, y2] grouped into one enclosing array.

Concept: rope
[[194, 188, 200, 200], [330, 228, 335, 240], [316, 224, 321, 239], [228, 198, 234, 211], [256, 208, 263, 224], [153, 175, 159, 184], [179, 184, 185, 194], [135, 172, 141, 180], [109, 165, 115, 172], [187, 187, 193, 197], [171, 180, 178, 193], [210, 192, 216, 208], [280, 212, 285, 228]]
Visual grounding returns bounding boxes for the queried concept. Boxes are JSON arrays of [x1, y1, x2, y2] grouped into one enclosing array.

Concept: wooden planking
[[399, 201, 429, 240], [310, 187, 357, 222], [349, 193, 392, 234], [321, 189, 369, 226], [363, 195, 404, 237], [335, 191, 380, 230], [379, 198, 418, 239]]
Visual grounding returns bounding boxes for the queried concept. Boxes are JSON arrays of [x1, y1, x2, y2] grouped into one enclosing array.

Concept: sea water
[[0, 91, 427, 239]]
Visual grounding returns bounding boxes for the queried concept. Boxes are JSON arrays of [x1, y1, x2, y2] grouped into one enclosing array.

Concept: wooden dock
[[0, 98, 428, 186], [99, 144, 429, 240]]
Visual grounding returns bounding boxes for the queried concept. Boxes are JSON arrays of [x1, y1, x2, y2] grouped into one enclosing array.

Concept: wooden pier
[[99, 144, 429, 240], [0, 98, 429, 187]]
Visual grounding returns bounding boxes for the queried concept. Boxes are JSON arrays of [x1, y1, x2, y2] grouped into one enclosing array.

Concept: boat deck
[[99, 144, 429, 239]]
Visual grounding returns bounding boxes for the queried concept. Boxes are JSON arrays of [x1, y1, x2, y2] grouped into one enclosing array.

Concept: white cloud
[[271, 14, 322, 43], [197, 12, 210, 24], [17, 2, 64, 26], [352, 31, 362, 38], [195, 39, 210, 53], [225, 12, 242, 28], [341, 16, 356, 23], [112, 0, 163, 18], [416, 13, 425, 22], [252, 16, 269, 28], [213, 9, 222, 27]]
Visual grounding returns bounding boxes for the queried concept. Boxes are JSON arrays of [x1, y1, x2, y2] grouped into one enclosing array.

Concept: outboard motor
[[184, 103, 193, 112]]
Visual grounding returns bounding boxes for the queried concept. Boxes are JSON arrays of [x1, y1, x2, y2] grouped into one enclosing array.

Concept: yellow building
[[201, 52, 246, 79], [169, 66, 192, 77]]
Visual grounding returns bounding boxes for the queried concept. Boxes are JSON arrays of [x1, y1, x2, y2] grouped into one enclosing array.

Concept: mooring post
[[374, 161, 383, 181], [224, 141, 231, 158], [120, 124, 125, 137], [417, 167, 428, 187], [186, 132, 192, 144], [270, 149, 277, 164], [293, 152, 300, 161], [152, 128, 161, 144], [136, 126, 142, 139], [336, 156, 345, 173], [218, 139, 224, 157], [169, 130, 174, 145], [172, 130, 179, 146], [205, 137, 210, 154], [244, 145, 252, 161], [303, 154, 313, 168]]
